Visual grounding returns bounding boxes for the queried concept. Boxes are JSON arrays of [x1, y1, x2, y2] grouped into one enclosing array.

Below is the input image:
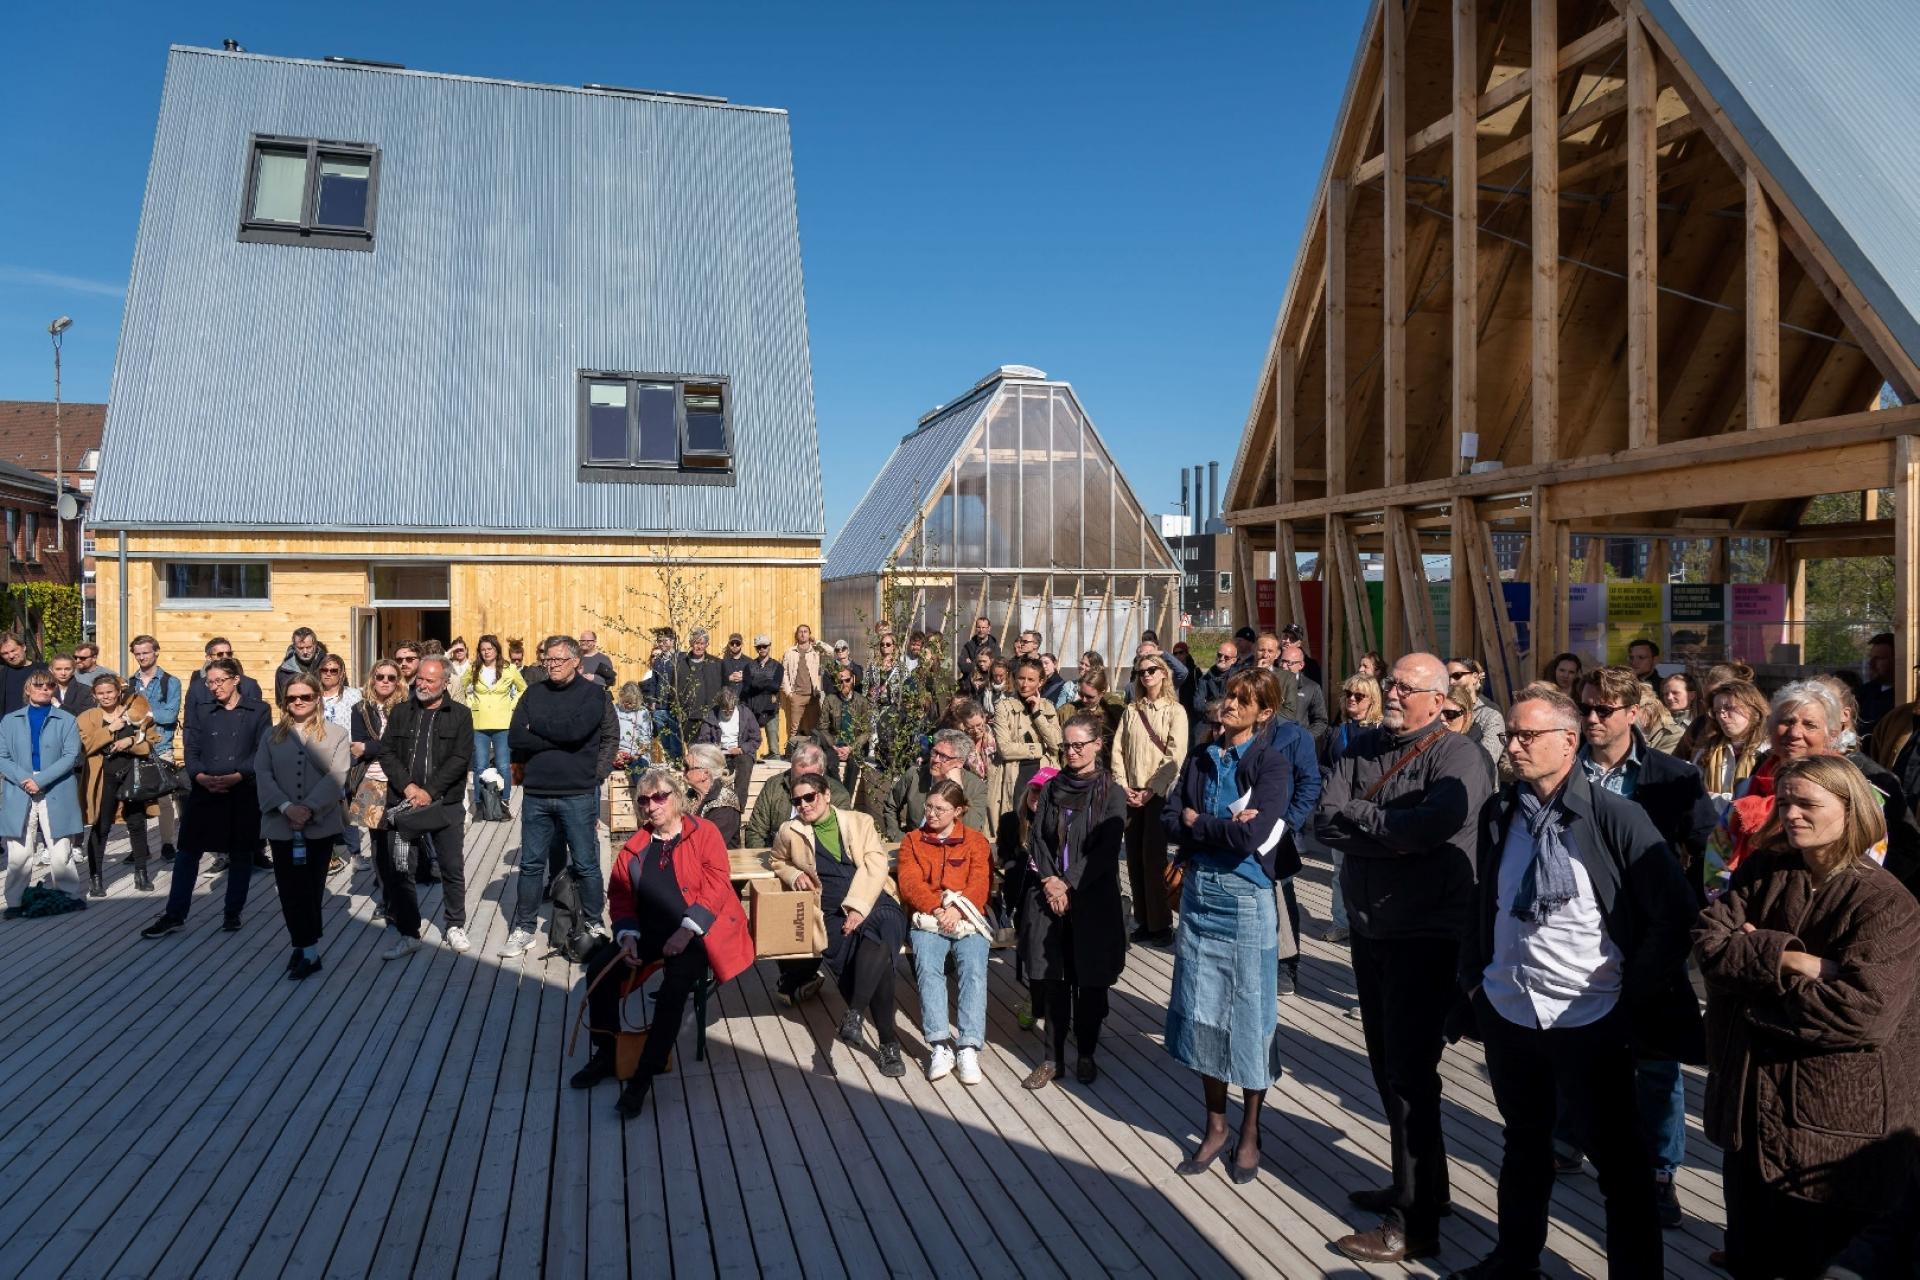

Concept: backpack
[[547, 868, 598, 963], [474, 777, 507, 823]]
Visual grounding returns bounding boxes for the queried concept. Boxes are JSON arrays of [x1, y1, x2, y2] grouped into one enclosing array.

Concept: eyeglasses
[[210, 651, 233, 659], [285, 694, 316, 705], [1506, 727, 1574, 746], [639, 792, 675, 807], [1447, 670, 1470, 681], [542, 656, 573, 666], [1380, 678, 1443, 696], [1578, 703, 1626, 720], [1062, 739, 1098, 754], [755, 643, 770, 649], [929, 750, 961, 764]]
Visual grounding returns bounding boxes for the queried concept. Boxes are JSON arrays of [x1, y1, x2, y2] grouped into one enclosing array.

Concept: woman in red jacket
[[570, 764, 753, 1118], [900, 780, 994, 1085]]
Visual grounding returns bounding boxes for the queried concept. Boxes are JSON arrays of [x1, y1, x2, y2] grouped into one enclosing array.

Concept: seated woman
[[572, 764, 753, 1118], [770, 773, 909, 1077], [682, 743, 742, 848], [76, 674, 162, 896], [695, 688, 759, 806], [900, 779, 993, 1084], [1694, 754, 1920, 1280]]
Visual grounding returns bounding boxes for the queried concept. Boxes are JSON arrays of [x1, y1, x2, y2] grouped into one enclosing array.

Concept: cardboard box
[[749, 880, 818, 958]]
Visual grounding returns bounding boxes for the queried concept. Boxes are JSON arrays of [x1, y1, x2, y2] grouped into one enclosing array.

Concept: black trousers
[[376, 819, 468, 936], [778, 939, 900, 1045], [1723, 1139, 1876, 1280], [584, 936, 709, 1077], [1350, 933, 1456, 1238], [1476, 990, 1661, 1276], [270, 834, 337, 948], [87, 804, 151, 876], [1123, 798, 1172, 934], [1034, 979, 1109, 1064]]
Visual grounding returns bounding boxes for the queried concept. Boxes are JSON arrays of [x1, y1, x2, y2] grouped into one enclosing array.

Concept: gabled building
[[2, 400, 107, 635], [89, 46, 822, 679], [1223, 0, 1920, 702], [825, 366, 1178, 668]]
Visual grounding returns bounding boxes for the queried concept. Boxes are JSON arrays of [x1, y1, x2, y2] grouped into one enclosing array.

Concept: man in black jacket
[[1317, 652, 1496, 1265], [743, 635, 783, 757], [273, 627, 328, 701], [0, 631, 43, 717], [1447, 688, 1696, 1280], [672, 629, 728, 720], [502, 635, 612, 958], [377, 657, 476, 956], [1280, 640, 1329, 748], [958, 615, 999, 678]]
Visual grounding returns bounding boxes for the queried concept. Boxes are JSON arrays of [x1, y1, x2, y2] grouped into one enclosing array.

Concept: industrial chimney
[[1180, 470, 1191, 522], [1207, 461, 1220, 532]]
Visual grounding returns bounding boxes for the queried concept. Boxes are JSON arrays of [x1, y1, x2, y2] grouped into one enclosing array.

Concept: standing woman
[[900, 780, 994, 1083], [1019, 712, 1128, 1089], [1446, 659, 1506, 763], [76, 674, 160, 895], [1, 671, 86, 908], [444, 638, 471, 702], [348, 659, 405, 929], [256, 673, 351, 979], [1162, 668, 1295, 1183], [1323, 675, 1383, 946], [1694, 755, 1920, 1279], [1661, 672, 1699, 734], [463, 634, 524, 818], [317, 656, 361, 873], [1691, 678, 1771, 809], [1114, 653, 1188, 945]]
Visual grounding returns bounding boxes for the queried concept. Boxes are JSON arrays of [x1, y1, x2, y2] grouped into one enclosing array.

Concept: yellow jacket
[[462, 664, 528, 731], [1112, 695, 1189, 796]]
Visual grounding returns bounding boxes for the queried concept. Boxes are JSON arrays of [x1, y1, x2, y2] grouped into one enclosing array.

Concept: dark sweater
[[184, 696, 271, 779], [509, 675, 611, 796]]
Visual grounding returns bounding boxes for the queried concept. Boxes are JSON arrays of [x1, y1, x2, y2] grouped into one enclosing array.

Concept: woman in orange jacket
[[900, 779, 994, 1084]]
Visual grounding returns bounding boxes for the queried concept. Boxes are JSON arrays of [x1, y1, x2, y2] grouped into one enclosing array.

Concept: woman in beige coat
[[990, 658, 1062, 834], [255, 673, 351, 979], [76, 675, 161, 895], [769, 775, 910, 1077], [1114, 654, 1189, 943]]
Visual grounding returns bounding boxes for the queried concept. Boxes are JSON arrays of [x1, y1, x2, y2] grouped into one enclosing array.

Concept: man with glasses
[[1280, 640, 1329, 748], [183, 639, 266, 872], [141, 657, 271, 938], [885, 728, 987, 840], [1448, 688, 1693, 1280], [375, 656, 476, 955], [744, 739, 849, 850], [500, 636, 614, 958], [1569, 664, 1716, 1229], [577, 630, 617, 689], [1319, 652, 1495, 1264], [393, 643, 423, 690], [71, 641, 114, 686], [742, 635, 784, 758], [128, 634, 184, 862]]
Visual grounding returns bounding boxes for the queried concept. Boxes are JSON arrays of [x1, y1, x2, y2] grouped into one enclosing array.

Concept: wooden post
[[1326, 179, 1349, 496], [1896, 436, 1919, 704], [1324, 514, 1347, 687], [1625, 15, 1658, 449], [1530, 486, 1560, 674], [1746, 168, 1781, 431], [1383, 516, 1408, 659], [1278, 522, 1306, 632], [1276, 345, 1297, 505], [1709, 536, 1730, 583], [1647, 537, 1670, 585], [1384, 0, 1408, 488], [1452, 0, 1477, 476], [1585, 535, 1607, 582], [1531, 0, 1559, 465], [1450, 500, 1478, 659]]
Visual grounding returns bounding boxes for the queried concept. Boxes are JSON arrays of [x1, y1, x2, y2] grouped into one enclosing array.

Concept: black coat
[[672, 653, 728, 716], [742, 657, 783, 719], [1020, 772, 1128, 987], [380, 695, 475, 808], [1465, 772, 1705, 1063], [1163, 732, 1301, 883]]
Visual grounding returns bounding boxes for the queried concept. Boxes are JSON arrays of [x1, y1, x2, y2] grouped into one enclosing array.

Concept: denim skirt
[[1164, 865, 1282, 1089]]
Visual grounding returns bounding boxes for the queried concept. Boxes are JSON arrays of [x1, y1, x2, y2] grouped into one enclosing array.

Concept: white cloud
[[0, 266, 125, 298]]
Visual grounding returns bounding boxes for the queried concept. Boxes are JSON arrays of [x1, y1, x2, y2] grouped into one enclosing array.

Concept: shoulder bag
[[1361, 730, 1446, 803], [119, 754, 186, 806]]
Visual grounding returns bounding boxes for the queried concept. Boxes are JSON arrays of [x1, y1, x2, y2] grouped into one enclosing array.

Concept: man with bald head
[[1317, 652, 1497, 1264]]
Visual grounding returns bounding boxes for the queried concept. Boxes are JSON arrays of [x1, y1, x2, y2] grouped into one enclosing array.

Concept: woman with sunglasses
[[1322, 675, 1383, 946], [255, 673, 350, 979], [315, 657, 361, 872], [1446, 659, 1506, 764], [770, 773, 910, 1077], [1114, 655, 1188, 944], [348, 660, 406, 918]]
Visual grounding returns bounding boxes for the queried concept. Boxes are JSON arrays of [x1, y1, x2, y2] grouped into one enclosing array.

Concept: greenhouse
[[824, 366, 1180, 668]]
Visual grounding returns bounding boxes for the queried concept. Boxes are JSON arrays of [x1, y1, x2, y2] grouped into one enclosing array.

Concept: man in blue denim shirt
[[127, 634, 183, 859]]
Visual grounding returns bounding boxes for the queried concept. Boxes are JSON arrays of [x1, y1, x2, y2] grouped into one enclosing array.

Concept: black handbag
[[119, 756, 185, 806], [388, 799, 452, 834]]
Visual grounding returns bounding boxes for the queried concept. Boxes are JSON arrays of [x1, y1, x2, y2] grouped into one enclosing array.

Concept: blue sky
[[0, 1, 1368, 539]]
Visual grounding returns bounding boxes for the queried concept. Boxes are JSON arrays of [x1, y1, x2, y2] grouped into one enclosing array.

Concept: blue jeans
[[1636, 1057, 1687, 1176], [472, 729, 512, 805], [512, 792, 604, 933], [164, 847, 253, 922], [1329, 847, 1349, 930], [911, 928, 988, 1050]]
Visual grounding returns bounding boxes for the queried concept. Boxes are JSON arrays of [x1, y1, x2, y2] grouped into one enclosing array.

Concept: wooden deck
[[0, 820, 1729, 1279]]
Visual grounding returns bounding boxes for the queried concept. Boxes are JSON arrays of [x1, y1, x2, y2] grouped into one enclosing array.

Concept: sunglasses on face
[[372, 674, 398, 683], [792, 791, 822, 805], [1441, 708, 1464, 722], [1343, 691, 1368, 701], [640, 792, 675, 806], [285, 694, 316, 705], [1579, 703, 1625, 719]]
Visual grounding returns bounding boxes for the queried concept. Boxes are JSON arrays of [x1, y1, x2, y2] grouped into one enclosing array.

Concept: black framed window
[[163, 562, 271, 608], [238, 135, 380, 251], [23, 514, 38, 563], [577, 371, 735, 482]]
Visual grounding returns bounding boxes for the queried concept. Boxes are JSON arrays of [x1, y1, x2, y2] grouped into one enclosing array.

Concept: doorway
[[364, 563, 454, 674]]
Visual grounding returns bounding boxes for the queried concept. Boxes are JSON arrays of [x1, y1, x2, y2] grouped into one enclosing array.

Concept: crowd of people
[[4, 616, 1918, 1279]]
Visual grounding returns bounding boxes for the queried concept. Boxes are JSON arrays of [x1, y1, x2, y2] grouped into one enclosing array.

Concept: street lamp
[[48, 316, 71, 552]]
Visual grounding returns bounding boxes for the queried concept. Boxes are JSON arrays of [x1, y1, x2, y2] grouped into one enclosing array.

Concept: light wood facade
[[96, 531, 822, 685], [1225, 0, 1918, 702]]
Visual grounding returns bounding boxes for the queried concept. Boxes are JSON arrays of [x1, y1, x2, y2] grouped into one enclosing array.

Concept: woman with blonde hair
[[1691, 678, 1771, 807], [1114, 653, 1188, 944], [256, 673, 350, 978], [75, 674, 160, 896], [348, 659, 405, 913], [1637, 682, 1685, 754], [1695, 754, 1920, 1279], [1320, 674, 1383, 945], [463, 634, 525, 819]]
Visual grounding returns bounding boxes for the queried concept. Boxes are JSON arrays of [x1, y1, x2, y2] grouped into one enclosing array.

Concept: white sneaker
[[382, 936, 421, 961], [955, 1046, 982, 1085], [499, 928, 535, 958], [445, 926, 471, 953], [926, 1044, 955, 1081]]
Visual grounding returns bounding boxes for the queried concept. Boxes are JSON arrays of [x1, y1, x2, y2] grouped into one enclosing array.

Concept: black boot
[[88, 873, 106, 899], [615, 1069, 655, 1120], [570, 1049, 617, 1090], [133, 862, 154, 892]]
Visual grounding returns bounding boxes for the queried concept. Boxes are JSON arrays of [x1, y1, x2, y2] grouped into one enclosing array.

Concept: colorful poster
[[1668, 584, 1730, 663], [1732, 583, 1790, 663], [1299, 581, 1324, 663], [1606, 582, 1663, 664], [1667, 584, 1727, 623], [1566, 582, 1606, 666], [1254, 579, 1276, 632]]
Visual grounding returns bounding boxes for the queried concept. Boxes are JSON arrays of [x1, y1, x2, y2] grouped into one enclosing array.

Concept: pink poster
[[1731, 583, 1789, 663]]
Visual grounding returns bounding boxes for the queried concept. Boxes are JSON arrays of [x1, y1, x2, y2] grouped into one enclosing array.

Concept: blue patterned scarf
[[1511, 786, 1580, 923]]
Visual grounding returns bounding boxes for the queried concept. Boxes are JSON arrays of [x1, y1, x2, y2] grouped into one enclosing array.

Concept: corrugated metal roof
[[821, 388, 994, 579], [90, 47, 821, 536], [1645, 0, 1920, 373]]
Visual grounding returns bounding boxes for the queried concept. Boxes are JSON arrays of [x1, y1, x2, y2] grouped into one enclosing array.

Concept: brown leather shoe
[[1021, 1062, 1058, 1091], [1334, 1222, 1439, 1264]]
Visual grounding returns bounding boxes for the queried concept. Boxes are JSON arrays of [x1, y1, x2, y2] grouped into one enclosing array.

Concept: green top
[[812, 808, 845, 862]]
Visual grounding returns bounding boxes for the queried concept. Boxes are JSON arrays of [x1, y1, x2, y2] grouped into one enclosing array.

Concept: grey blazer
[[255, 721, 351, 840]]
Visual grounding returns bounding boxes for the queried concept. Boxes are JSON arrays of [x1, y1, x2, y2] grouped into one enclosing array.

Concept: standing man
[[1858, 631, 1896, 735], [675, 629, 727, 718], [1012, 629, 1042, 662], [577, 630, 618, 688], [46, 654, 94, 715], [72, 641, 114, 686], [184, 637, 264, 715], [1281, 623, 1323, 689], [720, 632, 752, 704], [501, 636, 611, 958], [140, 657, 271, 937], [127, 634, 183, 861], [958, 615, 999, 678], [779, 624, 823, 752], [1318, 652, 1496, 1264], [1448, 688, 1695, 1280], [1572, 665, 1716, 1227], [743, 635, 783, 758], [1280, 640, 1330, 748], [393, 642, 423, 690], [1626, 639, 1661, 686], [0, 632, 42, 717], [274, 626, 328, 700], [1192, 640, 1238, 722], [377, 656, 476, 955]]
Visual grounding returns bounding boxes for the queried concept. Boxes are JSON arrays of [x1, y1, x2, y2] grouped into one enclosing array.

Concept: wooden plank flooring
[[0, 822, 1727, 1278]]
